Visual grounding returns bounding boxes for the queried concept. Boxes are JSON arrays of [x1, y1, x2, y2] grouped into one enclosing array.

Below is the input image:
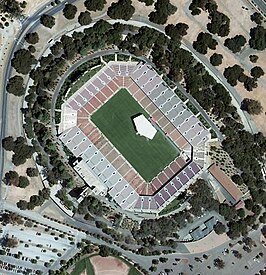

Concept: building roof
[[133, 114, 157, 140], [208, 164, 243, 204]]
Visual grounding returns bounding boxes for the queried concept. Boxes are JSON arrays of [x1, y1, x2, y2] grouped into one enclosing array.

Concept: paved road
[[249, 0, 266, 16], [0, 0, 77, 200]]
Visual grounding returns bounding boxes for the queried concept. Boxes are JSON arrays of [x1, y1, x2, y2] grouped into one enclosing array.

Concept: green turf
[[71, 257, 95, 275], [91, 88, 179, 182], [85, 257, 95, 275], [128, 267, 142, 275], [71, 258, 86, 275], [158, 197, 181, 216]]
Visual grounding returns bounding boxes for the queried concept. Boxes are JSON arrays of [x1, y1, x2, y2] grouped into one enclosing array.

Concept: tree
[[0, 0, 25, 18], [231, 174, 243, 185], [219, 203, 236, 220], [224, 35, 246, 53], [78, 11, 92, 26], [28, 45, 36, 53], [250, 12, 263, 25], [39, 188, 50, 200], [11, 49, 36, 75], [244, 198, 254, 211], [214, 258, 225, 269], [207, 11, 230, 37], [18, 176, 30, 188], [249, 25, 266, 50], [2, 136, 15, 151], [224, 64, 244, 86], [165, 23, 189, 40], [159, 257, 168, 263], [214, 222, 226, 234], [250, 66, 264, 79], [40, 14, 55, 29], [84, 0, 106, 11], [26, 167, 38, 177], [16, 200, 27, 210], [149, 0, 177, 25], [4, 171, 19, 186], [244, 76, 258, 91], [25, 32, 39, 44], [10, 137, 34, 166], [138, 0, 154, 5], [149, 266, 157, 272], [50, 41, 63, 55], [249, 54, 258, 63], [6, 75, 25, 96], [63, 3, 77, 20], [241, 98, 263, 115], [4, 237, 18, 248], [193, 32, 218, 54], [107, 0, 135, 21], [210, 53, 223, 66]]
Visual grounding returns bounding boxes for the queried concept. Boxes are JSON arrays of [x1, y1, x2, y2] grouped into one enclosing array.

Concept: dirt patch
[[185, 231, 230, 253], [5, 157, 43, 207], [90, 256, 129, 275]]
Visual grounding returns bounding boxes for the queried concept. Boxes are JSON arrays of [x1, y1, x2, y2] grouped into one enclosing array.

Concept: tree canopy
[[224, 35, 246, 53], [210, 53, 223, 66], [2, 136, 15, 151], [25, 32, 39, 44], [6, 75, 25, 96], [224, 64, 244, 86], [138, 0, 154, 5], [84, 0, 106, 11], [18, 176, 30, 188], [78, 11, 92, 26], [0, 0, 25, 18], [165, 23, 189, 40], [193, 32, 218, 54], [250, 12, 263, 25], [149, 0, 177, 25], [63, 3, 77, 20], [207, 11, 230, 37], [107, 0, 135, 21], [249, 25, 266, 50], [11, 49, 36, 74], [250, 66, 264, 79], [241, 98, 263, 115], [40, 14, 56, 29]]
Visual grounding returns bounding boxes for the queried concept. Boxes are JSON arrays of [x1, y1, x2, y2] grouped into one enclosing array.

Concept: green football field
[[91, 89, 179, 182]]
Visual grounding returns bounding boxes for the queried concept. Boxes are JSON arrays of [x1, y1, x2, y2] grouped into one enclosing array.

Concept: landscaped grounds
[[91, 88, 179, 182]]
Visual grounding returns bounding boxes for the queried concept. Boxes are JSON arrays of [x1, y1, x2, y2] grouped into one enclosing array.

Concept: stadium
[[59, 61, 210, 213]]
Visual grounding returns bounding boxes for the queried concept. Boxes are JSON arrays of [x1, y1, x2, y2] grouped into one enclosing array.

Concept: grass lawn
[[159, 197, 181, 216], [128, 267, 142, 275], [91, 88, 179, 182], [71, 257, 95, 275]]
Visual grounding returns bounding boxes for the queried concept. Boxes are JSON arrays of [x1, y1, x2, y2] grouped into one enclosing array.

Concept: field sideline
[[91, 88, 179, 182]]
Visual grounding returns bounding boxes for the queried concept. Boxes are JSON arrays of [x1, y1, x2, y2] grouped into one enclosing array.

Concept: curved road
[[0, 0, 77, 198]]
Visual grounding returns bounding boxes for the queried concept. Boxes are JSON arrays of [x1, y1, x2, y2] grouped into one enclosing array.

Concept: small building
[[208, 164, 243, 207], [190, 216, 217, 241], [133, 114, 157, 140]]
